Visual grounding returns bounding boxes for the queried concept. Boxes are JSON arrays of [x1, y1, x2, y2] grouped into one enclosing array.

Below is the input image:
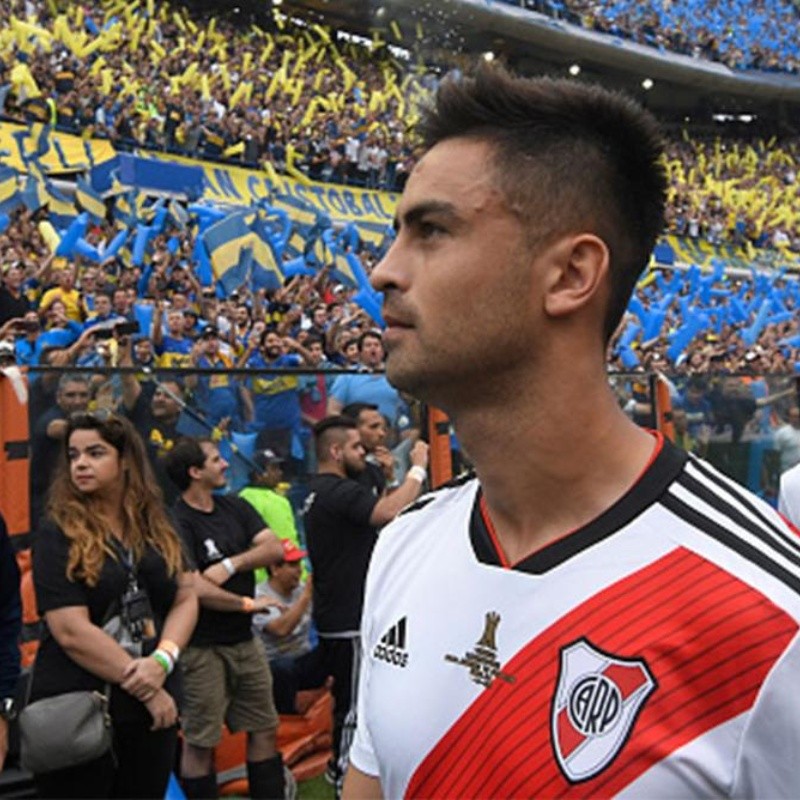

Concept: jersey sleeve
[[732, 630, 800, 796], [348, 537, 381, 777], [33, 523, 90, 612]]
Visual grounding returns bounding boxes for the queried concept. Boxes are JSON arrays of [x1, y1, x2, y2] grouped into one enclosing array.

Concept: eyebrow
[[393, 200, 459, 233]]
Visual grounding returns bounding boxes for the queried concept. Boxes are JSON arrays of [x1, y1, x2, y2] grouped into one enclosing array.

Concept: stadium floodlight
[[641, 78, 654, 90], [483, 51, 495, 62], [375, 6, 386, 17], [568, 64, 580, 76], [272, 0, 283, 5]]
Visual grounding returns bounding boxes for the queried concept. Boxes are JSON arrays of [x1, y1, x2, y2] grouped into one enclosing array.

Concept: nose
[[370, 237, 407, 294]]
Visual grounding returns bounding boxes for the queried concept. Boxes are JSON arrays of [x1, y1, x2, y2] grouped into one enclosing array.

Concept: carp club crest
[[551, 638, 656, 783]]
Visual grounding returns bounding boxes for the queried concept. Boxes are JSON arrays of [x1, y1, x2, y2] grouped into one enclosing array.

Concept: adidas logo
[[373, 617, 409, 668]]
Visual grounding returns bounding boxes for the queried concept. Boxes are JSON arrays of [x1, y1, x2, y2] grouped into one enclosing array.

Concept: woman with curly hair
[[29, 412, 197, 799]]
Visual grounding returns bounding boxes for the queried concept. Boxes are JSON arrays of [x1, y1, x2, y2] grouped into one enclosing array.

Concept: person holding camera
[[29, 412, 197, 798]]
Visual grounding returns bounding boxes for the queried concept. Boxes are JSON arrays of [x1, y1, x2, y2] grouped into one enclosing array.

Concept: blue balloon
[[55, 213, 89, 257]]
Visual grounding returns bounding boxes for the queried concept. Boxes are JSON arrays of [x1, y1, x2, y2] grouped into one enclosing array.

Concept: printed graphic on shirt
[[551, 638, 656, 783], [407, 547, 798, 798], [444, 611, 515, 689], [373, 616, 409, 668]]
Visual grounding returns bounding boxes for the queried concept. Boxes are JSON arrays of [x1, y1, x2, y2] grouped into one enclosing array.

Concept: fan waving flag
[[202, 210, 254, 293]]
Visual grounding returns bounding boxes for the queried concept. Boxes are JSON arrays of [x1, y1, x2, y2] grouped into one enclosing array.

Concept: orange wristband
[[158, 639, 180, 661], [241, 596, 255, 613]]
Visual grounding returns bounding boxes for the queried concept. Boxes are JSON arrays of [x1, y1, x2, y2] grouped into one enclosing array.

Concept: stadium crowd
[[0, 0, 427, 190], [3, 2, 800, 796], [517, 0, 800, 74]]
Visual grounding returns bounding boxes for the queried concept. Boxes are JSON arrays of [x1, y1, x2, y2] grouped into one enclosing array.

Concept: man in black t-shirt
[[304, 416, 429, 793], [165, 438, 285, 800], [120, 338, 184, 504]]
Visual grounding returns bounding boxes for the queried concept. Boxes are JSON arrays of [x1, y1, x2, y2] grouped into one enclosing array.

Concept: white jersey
[[350, 437, 800, 798]]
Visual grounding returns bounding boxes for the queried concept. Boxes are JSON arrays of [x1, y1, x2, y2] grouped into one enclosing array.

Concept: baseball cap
[[253, 448, 284, 472], [280, 538, 307, 562], [199, 324, 219, 338]]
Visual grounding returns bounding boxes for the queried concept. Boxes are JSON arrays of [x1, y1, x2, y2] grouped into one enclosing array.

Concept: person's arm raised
[[369, 440, 429, 528]]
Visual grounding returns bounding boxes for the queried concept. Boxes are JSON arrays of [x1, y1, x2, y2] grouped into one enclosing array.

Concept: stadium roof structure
[[277, 0, 800, 128]]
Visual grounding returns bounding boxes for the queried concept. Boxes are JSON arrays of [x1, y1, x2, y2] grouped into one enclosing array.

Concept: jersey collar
[[469, 434, 688, 574]]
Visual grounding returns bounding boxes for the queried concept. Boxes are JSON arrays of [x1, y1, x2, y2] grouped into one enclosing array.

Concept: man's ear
[[188, 464, 203, 482], [542, 234, 610, 319]]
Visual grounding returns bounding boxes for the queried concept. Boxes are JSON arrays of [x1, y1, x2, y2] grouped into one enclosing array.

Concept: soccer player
[[344, 64, 800, 799]]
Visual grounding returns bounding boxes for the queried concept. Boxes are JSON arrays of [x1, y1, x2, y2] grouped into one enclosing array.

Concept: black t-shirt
[[29, 406, 65, 500], [172, 495, 264, 647], [124, 391, 180, 505], [357, 462, 386, 498], [30, 522, 180, 723], [0, 287, 29, 326], [304, 473, 379, 634]]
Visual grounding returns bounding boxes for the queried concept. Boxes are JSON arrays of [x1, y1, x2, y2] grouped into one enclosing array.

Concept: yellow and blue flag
[[75, 176, 106, 222], [202, 210, 253, 293], [251, 216, 284, 291], [0, 166, 21, 215]]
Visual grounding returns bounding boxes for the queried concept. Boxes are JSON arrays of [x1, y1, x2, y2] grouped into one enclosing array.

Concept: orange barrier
[[216, 689, 333, 796], [16, 549, 40, 667], [0, 370, 30, 537], [653, 374, 675, 442], [427, 406, 453, 488]]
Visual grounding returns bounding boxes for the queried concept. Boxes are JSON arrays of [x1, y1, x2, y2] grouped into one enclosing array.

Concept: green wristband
[[151, 649, 172, 675]]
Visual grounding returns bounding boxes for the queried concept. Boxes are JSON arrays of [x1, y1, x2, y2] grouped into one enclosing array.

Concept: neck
[[181, 484, 215, 512], [446, 357, 655, 564], [317, 460, 346, 479]]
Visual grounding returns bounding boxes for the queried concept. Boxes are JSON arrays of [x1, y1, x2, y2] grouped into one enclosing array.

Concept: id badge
[[121, 585, 156, 642]]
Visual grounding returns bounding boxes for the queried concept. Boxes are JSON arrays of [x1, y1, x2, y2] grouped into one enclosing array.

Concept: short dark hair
[[313, 415, 357, 462], [358, 330, 382, 351], [420, 63, 666, 342], [164, 436, 213, 491], [341, 402, 379, 422]]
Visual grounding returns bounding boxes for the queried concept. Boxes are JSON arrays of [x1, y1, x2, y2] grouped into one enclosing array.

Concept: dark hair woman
[[29, 412, 197, 798]]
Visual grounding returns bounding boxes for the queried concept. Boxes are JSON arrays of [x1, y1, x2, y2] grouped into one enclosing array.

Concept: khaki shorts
[[180, 638, 278, 748]]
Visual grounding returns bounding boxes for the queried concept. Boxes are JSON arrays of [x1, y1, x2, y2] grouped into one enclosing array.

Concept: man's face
[[263, 333, 283, 360], [357, 409, 386, 452], [359, 335, 384, 368], [197, 441, 228, 488], [312, 306, 327, 327], [58, 269, 75, 290], [167, 310, 183, 335], [272, 559, 302, 592], [94, 295, 111, 317], [235, 305, 250, 325], [3, 266, 22, 290], [57, 381, 90, 414], [151, 382, 181, 419], [370, 138, 538, 403], [112, 290, 129, 314], [134, 338, 153, 363], [307, 342, 324, 364], [341, 429, 367, 478]]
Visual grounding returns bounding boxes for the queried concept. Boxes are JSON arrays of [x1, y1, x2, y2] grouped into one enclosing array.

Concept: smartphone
[[95, 328, 115, 340], [115, 321, 141, 336]]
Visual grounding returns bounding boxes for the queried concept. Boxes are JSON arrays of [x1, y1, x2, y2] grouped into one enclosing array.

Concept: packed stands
[[515, 0, 800, 74]]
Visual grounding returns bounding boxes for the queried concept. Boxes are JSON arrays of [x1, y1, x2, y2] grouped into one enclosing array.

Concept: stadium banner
[[0, 122, 115, 173], [152, 152, 399, 225]]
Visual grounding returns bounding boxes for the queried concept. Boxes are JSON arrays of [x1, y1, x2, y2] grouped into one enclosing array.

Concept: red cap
[[281, 538, 307, 562]]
